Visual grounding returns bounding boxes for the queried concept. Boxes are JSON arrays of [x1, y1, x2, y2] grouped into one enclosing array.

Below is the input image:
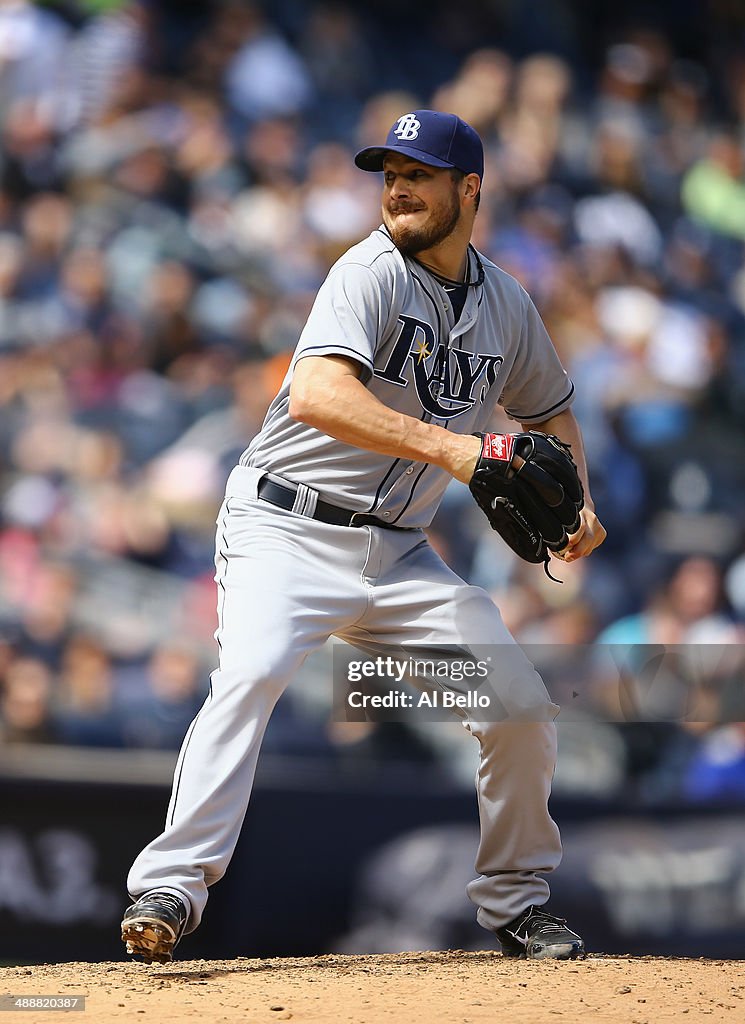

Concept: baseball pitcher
[[121, 110, 606, 964]]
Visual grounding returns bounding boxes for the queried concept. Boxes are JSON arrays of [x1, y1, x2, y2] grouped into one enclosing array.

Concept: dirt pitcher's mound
[[0, 951, 742, 1023]]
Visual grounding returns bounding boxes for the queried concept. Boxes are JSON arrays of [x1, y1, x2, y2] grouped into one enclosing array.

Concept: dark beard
[[386, 190, 461, 256]]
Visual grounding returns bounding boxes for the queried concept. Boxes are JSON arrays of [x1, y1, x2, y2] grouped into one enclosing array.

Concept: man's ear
[[464, 173, 481, 201]]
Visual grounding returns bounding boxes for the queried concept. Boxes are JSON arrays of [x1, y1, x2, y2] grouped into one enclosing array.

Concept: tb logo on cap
[[394, 113, 421, 140]]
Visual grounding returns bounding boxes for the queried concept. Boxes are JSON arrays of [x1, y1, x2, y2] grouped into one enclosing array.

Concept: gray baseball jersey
[[242, 227, 573, 528]]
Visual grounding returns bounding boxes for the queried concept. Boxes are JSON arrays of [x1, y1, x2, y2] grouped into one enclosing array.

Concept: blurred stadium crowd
[[2, 0, 745, 803]]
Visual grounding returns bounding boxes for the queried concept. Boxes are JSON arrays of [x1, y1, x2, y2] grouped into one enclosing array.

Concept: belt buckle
[[349, 512, 394, 529]]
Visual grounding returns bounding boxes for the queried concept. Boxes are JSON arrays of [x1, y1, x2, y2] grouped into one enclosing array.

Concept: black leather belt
[[257, 477, 410, 530]]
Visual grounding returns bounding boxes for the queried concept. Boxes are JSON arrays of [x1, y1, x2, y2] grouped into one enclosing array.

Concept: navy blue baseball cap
[[355, 109, 484, 180]]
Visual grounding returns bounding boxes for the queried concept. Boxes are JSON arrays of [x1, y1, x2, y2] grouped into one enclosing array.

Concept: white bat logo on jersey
[[375, 315, 503, 419]]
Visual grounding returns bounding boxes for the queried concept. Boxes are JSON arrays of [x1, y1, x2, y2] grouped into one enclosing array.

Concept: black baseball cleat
[[496, 905, 585, 960], [121, 891, 189, 964]]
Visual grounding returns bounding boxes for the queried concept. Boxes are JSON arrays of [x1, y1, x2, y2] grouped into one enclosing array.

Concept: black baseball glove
[[469, 431, 584, 580]]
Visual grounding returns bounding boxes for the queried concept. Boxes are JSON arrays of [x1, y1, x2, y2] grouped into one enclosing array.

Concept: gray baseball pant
[[127, 465, 562, 934]]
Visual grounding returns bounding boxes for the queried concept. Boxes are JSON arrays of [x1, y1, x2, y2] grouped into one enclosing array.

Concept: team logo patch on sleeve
[[483, 433, 515, 462]]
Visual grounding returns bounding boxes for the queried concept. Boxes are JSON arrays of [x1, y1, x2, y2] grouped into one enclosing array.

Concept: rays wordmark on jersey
[[375, 314, 503, 419]]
